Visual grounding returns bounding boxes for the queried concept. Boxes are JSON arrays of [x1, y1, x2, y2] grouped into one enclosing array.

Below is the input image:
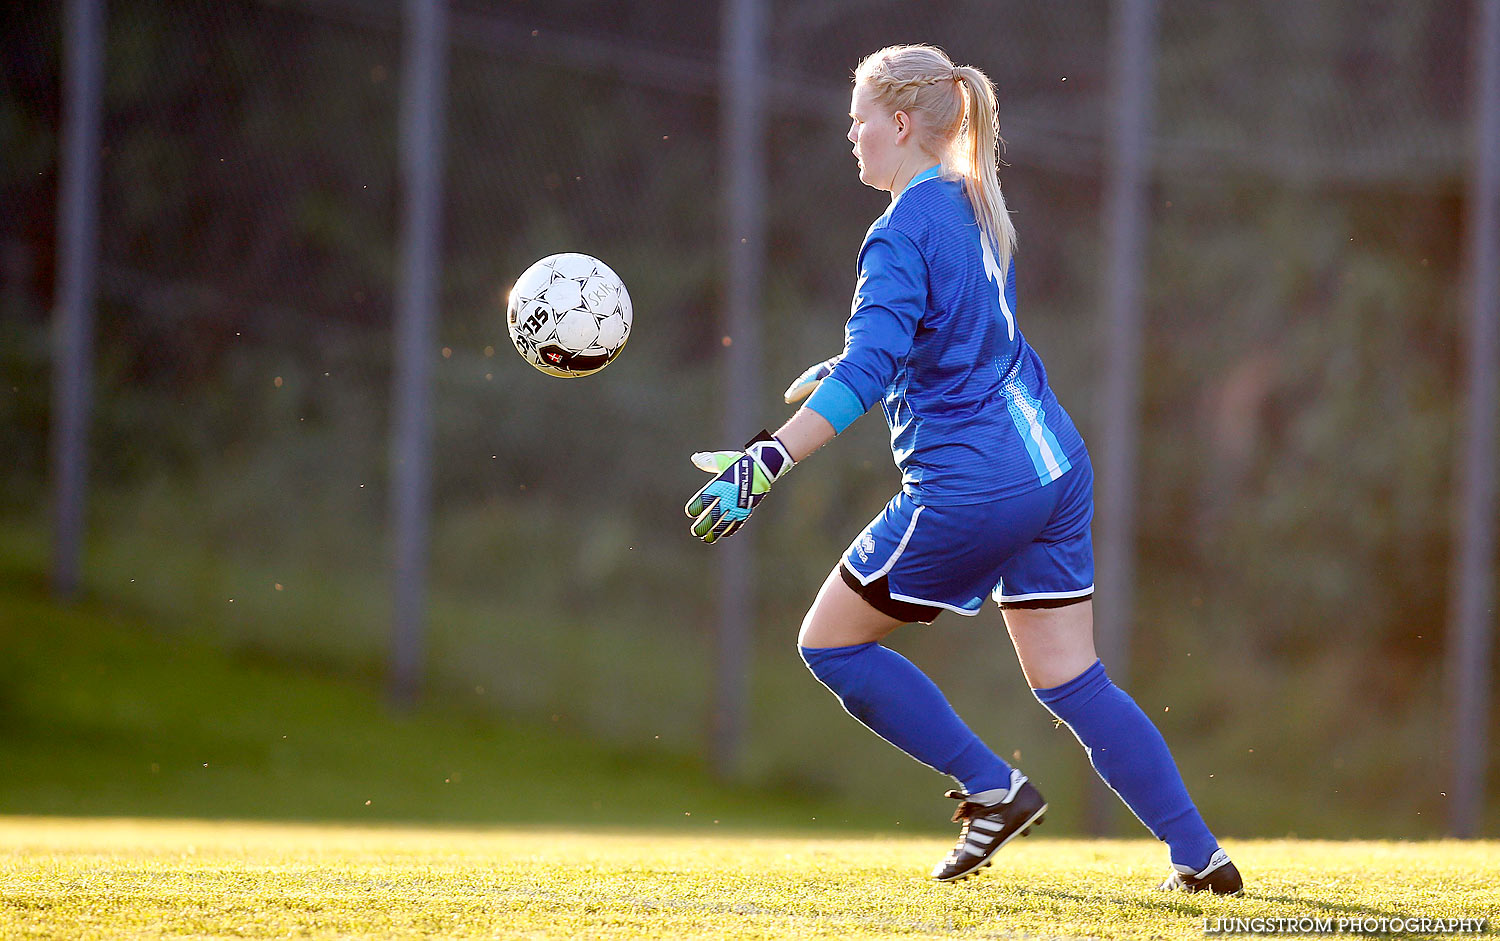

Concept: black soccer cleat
[[930, 768, 1048, 882], [1156, 848, 1244, 896]]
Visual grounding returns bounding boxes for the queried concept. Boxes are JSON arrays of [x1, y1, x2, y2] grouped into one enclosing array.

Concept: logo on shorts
[[855, 533, 876, 563]]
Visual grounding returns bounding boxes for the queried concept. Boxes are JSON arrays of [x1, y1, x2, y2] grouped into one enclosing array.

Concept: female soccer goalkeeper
[[685, 44, 1241, 895]]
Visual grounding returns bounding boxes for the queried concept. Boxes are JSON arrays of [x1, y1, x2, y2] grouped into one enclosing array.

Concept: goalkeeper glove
[[782, 355, 843, 404], [685, 430, 794, 543]]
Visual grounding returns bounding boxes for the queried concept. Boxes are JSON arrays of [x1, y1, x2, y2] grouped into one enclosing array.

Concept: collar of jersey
[[897, 164, 942, 198]]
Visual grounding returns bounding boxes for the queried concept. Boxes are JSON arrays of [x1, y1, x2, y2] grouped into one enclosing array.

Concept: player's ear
[[893, 110, 911, 142]]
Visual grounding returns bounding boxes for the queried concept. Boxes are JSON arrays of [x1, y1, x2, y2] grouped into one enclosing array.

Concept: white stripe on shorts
[[888, 589, 983, 617], [993, 583, 1095, 604], [847, 506, 925, 586]]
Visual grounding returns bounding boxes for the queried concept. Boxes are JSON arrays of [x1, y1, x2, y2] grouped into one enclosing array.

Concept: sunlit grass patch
[[2, 819, 1496, 940]]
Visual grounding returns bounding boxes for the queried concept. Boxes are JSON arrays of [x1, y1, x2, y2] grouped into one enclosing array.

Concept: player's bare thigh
[[798, 566, 905, 648], [1003, 599, 1098, 689]]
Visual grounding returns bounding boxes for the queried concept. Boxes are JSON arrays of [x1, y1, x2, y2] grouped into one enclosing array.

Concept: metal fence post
[[49, 0, 106, 600], [713, 0, 767, 778], [388, 0, 449, 706], [1448, 0, 1499, 839], [1092, 0, 1159, 834]]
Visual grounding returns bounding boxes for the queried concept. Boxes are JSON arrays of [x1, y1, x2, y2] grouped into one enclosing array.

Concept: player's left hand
[[685, 430, 794, 543], [783, 355, 843, 403]]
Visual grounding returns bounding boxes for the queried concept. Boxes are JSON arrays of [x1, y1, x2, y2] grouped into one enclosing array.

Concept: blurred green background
[[0, 0, 1494, 838]]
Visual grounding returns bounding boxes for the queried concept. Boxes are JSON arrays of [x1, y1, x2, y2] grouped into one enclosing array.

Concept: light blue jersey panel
[[812, 166, 1086, 505]]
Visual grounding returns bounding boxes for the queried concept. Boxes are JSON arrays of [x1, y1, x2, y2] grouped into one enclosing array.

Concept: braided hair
[[854, 45, 1017, 270]]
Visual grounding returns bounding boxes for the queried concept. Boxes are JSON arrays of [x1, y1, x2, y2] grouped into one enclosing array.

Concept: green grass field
[[2, 819, 1496, 939], [2, 532, 1497, 937]]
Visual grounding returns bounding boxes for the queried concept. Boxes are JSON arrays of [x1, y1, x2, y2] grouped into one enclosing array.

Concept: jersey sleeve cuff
[[804, 376, 866, 434]]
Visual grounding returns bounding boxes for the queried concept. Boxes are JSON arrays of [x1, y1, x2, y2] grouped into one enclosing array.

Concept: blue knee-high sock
[[800, 642, 1011, 794], [1034, 659, 1218, 871]]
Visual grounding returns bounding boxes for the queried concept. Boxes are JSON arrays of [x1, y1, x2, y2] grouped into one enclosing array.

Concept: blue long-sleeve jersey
[[805, 165, 1086, 505]]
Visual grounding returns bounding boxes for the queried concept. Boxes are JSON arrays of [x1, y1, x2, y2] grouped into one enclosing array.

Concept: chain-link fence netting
[[1, 0, 1491, 835]]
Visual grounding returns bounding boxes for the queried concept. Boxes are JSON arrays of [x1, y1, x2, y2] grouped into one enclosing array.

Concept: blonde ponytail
[[952, 65, 1016, 271], [855, 46, 1016, 269]]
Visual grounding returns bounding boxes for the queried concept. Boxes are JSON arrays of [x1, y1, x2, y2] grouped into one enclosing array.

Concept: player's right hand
[[782, 355, 843, 404], [684, 431, 794, 544]]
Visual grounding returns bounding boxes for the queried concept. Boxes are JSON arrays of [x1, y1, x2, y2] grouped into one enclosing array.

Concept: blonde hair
[[854, 45, 1017, 269]]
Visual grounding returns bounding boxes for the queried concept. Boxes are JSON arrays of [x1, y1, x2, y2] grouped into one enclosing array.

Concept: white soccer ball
[[506, 253, 632, 378]]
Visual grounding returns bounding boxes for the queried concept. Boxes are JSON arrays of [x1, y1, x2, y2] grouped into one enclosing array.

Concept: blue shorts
[[841, 454, 1095, 620]]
